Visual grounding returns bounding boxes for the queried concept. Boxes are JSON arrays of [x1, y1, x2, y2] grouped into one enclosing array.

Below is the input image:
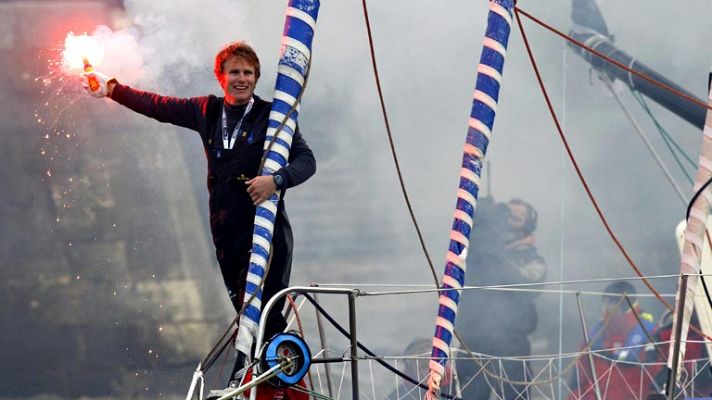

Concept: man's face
[[507, 203, 528, 232], [602, 297, 623, 318], [219, 55, 257, 106]]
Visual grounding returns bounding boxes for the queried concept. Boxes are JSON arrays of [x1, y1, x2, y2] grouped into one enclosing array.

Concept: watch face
[[274, 174, 283, 187]]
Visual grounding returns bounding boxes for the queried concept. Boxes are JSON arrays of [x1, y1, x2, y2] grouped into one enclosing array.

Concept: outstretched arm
[[82, 71, 206, 132], [110, 83, 206, 132]]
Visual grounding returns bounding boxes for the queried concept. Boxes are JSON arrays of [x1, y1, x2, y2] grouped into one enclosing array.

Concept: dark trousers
[[215, 225, 293, 343]]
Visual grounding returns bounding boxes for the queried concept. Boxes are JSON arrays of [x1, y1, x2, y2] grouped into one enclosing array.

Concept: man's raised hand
[[81, 71, 115, 98]]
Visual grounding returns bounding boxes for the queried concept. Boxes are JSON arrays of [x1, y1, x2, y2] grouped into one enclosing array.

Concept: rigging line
[[366, 287, 675, 298], [215, 358, 287, 399], [355, 285, 678, 298], [449, 341, 686, 363], [202, 318, 238, 370], [634, 96, 695, 186], [301, 293, 463, 400], [360, 0, 438, 285], [599, 75, 687, 204], [210, 333, 236, 390], [451, 296, 632, 386], [446, 347, 700, 390], [659, 131, 695, 185], [685, 175, 712, 313], [314, 273, 712, 288], [685, 172, 712, 222], [286, 294, 317, 394], [622, 294, 666, 361], [633, 90, 697, 172], [513, 7, 671, 311], [516, 10, 712, 344], [288, 383, 335, 400], [349, 274, 692, 296], [202, 250, 275, 372], [630, 90, 712, 311], [368, 358, 377, 400], [384, 347, 671, 362], [638, 94, 697, 180], [359, 6, 556, 389], [558, 45, 568, 400], [514, 6, 712, 115]]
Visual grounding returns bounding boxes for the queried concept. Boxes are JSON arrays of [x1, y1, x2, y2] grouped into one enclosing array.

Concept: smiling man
[[81, 41, 316, 386], [220, 53, 256, 105]]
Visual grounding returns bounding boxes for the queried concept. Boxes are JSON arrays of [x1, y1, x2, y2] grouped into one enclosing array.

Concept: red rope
[[513, 8, 672, 311], [287, 294, 315, 393], [515, 6, 712, 114], [360, 0, 439, 286], [514, 7, 712, 342], [210, 332, 237, 389]]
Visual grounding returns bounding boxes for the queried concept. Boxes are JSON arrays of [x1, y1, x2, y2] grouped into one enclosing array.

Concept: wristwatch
[[273, 173, 284, 189]]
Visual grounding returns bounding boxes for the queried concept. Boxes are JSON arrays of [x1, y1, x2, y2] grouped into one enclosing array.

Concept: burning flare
[[61, 32, 104, 74], [82, 57, 100, 92]]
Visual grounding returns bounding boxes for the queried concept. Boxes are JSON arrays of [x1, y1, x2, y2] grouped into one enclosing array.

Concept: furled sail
[[426, 1, 514, 398], [235, 0, 320, 357]]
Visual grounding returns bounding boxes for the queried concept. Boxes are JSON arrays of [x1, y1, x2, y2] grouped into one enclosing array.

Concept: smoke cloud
[[123, 0, 248, 90], [5, 0, 712, 397]]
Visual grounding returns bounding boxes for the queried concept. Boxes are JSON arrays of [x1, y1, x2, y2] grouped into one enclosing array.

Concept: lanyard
[[221, 97, 254, 150]]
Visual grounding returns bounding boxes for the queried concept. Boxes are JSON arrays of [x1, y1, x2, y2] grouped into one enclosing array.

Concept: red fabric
[[598, 308, 642, 351], [567, 319, 711, 399], [656, 326, 705, 361], [242, 369, 309, 400], [567, 309, 655, 400], [567, 356, 661, 400], [648, 324, 711, 396]]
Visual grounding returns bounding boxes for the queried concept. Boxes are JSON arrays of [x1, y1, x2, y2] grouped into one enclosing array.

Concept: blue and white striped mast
[[426, 1, 514, 398], [235, 0, 320, 359]]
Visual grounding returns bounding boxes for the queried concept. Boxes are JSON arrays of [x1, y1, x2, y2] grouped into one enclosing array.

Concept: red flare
[[82, 56, 99, 92]]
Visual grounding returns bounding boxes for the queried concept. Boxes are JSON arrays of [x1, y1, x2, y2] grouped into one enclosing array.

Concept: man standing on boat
[[455, 196, 547, 399], [81, 41, 316, 385]]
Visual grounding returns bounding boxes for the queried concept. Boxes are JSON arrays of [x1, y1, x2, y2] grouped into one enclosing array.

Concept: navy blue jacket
[[110, 83, 316, 249]]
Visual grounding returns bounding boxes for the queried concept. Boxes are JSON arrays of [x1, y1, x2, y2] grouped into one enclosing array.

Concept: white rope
[[216, 360, 289, 400], [314, 273, 711, 294], [285, 296, 307, 330], [600, 75, 687, 204], [368, 359, 377, 400], [336, 350, 348, 400]]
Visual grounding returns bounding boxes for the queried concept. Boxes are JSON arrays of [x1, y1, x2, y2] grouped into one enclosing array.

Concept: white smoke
[[90, 25, 144, 84], [65, 0, 250, 92], [122, 0, 249, 90]]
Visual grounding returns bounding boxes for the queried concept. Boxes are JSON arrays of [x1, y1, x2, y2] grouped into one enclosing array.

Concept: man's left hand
[[246, 176, 277, 205]]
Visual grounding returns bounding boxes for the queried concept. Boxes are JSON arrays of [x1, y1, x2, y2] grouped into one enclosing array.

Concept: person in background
[[455, 196, 547, 399], [568, 281, 657, 400], [590, 282, 655, 362], [505, 198, 547, 285]]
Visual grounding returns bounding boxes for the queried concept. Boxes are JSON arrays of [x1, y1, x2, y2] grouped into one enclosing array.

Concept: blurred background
[[1, 0, 711, 398]]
